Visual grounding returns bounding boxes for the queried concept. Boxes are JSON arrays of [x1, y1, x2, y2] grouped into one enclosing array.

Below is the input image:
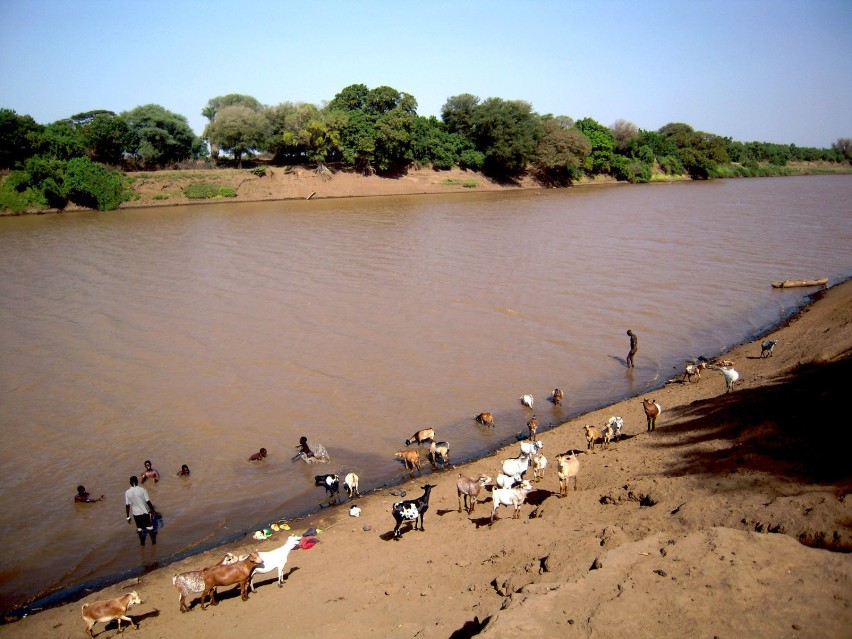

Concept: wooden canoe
[[771, 278, 828, 289]]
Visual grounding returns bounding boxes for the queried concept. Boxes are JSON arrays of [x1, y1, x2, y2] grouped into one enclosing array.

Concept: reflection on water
[[0, 175, 850, 612]]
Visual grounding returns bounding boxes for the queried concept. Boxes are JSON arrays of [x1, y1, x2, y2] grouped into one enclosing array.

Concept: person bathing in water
[[75, 485, 104, 503], [176, 464, 190, 477], [292, 436, 330, 463], [140, 460, 160, 484]]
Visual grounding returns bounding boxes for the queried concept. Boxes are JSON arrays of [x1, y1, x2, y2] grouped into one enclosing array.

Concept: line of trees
[[1, 83, 850, 211]]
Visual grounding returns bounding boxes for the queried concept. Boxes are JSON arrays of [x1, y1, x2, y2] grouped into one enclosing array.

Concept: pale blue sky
[[1, 0, 849, 148]]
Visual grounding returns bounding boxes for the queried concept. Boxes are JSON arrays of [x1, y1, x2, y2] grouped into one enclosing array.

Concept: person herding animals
[[626, 330, 638, 368]]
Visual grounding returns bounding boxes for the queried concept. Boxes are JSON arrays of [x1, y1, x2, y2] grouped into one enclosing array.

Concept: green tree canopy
[[532, 119, 591, 184], [83, 113, 132, 165], [574, 117, 615, 175], [441, 94, 480, 141], [470, 98, 540, 176], [0, 108, 41, 169], [122, 104, 199, 167], [205, 105, 269, 166]]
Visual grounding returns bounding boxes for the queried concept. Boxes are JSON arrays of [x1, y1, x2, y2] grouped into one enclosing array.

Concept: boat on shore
[[771, 277, 828, 288]]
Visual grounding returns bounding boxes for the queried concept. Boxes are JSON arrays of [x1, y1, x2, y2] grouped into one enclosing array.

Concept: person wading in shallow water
[[125, 476, 157, 546], [626, 329, 638, 368]]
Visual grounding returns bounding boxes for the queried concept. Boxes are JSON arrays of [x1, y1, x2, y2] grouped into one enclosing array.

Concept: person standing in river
[[626, 329, 638, 368], [125, 476, 157, 546]]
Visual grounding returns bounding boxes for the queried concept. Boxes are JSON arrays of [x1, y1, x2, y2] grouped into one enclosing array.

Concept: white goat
[[343, 472, 360, 498], [501, 452, 531, 479], [491, 480, 533, 523], [519, 394, 534, 408], [495, 472, 522, 489], [249, 534, 302, 591], [606, 416, 624, 441], [710, 364, 740, 393], [519, 439, 543, 457], [531, 453, 547, 482]]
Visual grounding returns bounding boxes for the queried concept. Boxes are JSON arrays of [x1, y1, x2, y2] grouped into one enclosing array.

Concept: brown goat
[[527, 415, 539, 439], [405, 428, 435, 446], [550, 388, 564, 405], [456, 473, 492, 513], [200, 552, 262, 609], [642, 399, 661, 431], [395, 449, 422, 472], [81, 591, 141, 637], [583, 424, 602, 453], [475, 412, 494, 427]]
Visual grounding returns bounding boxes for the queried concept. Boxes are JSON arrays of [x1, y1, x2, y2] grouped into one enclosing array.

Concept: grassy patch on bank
[[183, 183, 238, 199], [439, 178, 478, 188]]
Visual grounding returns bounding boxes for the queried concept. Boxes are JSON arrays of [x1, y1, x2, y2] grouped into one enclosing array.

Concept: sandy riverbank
[[2, 281, 850, 638]]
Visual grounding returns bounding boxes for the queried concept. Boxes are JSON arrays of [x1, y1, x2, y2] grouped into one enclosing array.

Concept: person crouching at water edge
[[292, 436, 331, 463], [125, 476, 157, 546]]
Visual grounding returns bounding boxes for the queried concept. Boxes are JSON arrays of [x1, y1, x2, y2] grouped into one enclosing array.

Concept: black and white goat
[[315, 474, 340, 506], [391, 484, 437, 540], [761, 339, 778, 358]]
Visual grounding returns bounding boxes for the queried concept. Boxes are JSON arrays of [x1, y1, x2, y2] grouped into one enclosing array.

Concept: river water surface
[[1, 175, 850, 613]]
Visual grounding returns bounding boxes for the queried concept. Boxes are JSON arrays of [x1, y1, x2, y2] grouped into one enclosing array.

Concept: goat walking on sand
[[200, 552, 262, 609], [642, 399, 661, 431], [82, 592, 141, 637], [709, 364, 740, 393], [249, 534, 302, 591]]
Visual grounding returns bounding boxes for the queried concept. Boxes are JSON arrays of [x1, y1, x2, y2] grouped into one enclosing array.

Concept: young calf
[[82, 591, 142, 637], [392, 484, 437, 539]]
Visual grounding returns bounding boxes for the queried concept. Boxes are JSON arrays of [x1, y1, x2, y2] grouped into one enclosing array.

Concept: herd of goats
[[77, 339, 778, 636]]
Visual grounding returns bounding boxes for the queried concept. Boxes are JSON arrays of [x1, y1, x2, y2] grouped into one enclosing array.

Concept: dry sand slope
[[3, 280, 850, 639]]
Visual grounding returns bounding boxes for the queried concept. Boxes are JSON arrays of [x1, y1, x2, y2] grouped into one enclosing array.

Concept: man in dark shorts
[[626, 330, 638, 368], [124, 476, 157, 546]]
